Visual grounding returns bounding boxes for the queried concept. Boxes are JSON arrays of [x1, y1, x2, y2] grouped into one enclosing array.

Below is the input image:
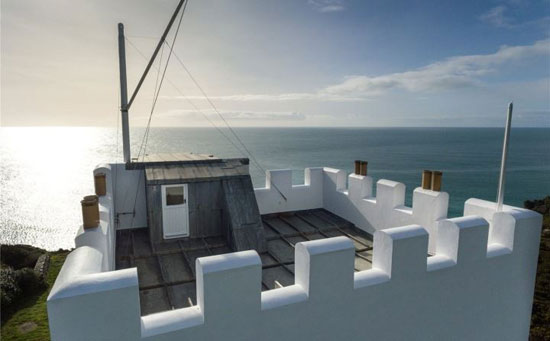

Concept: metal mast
[[116, 0, 186, 164], [118, 23, 131, 164]]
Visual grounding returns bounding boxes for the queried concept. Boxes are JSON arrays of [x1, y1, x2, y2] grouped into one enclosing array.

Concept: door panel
[[161, 184, 189, 239]]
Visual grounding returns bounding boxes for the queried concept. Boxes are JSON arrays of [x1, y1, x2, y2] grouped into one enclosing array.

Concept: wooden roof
[[140, 152, 218, 163], [144, 157, 250, 185]]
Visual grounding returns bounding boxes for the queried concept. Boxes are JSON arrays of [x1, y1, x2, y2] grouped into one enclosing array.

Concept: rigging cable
[[164, 41, 287, 200], [135, 42, 166, 161], [123, 2, 287, 201], [129, 0, 188, 225], [125, 37, 255, 160], [137, 0, 188, 162], [127, 41, 166, 225]]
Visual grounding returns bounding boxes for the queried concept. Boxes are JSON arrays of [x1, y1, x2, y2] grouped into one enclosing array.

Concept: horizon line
[[1, 125, 549, 129]]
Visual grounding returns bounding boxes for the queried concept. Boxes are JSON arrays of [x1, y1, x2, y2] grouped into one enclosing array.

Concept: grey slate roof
[[143, 157, 250, 185]]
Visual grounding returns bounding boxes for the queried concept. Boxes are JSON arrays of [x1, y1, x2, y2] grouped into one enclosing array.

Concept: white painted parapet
[[111, 164, 147, 229], [257, 167, 449, 253], [48, 165, 542, 340], [255, 168, 323, 214], [74, 164, 116, 271], [49, 205, 541, 340], [322, 168, 450, 254], [72, 163, 148, 271], [47, 246, 140, 340]]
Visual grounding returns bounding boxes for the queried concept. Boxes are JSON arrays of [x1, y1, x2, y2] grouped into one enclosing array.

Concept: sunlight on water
[[1, 127, 549, 250], [0, 127, 117, 250]]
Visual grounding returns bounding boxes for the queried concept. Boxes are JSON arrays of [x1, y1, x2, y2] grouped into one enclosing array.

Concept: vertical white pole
[[496, 102, 513, 212], [118, 23, 131, 164]]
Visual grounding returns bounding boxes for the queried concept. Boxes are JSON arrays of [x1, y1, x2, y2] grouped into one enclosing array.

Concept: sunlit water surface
[[1, 127, 549, 250]]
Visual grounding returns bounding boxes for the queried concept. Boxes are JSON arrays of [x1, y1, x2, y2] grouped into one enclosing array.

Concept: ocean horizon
[[1, 126, 549, 251]]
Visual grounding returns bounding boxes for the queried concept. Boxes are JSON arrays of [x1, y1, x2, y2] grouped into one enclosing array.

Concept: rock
[[33, 254, 50, 279]]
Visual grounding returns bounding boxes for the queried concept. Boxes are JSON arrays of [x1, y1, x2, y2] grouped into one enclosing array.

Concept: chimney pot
[[360, 161, 368, 176], [431, 171, 443, 192], [422, 170, 433, 190], [354, 160, 361, 175]]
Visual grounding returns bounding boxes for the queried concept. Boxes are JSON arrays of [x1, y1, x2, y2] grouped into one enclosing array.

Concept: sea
[[1, 127, 549, 251]]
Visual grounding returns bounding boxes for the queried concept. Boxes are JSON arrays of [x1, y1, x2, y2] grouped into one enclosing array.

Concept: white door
[[161, 184, 189, 239]]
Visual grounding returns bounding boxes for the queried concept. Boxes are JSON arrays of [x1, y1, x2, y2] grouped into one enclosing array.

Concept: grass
[[1, 251, 69, 341]]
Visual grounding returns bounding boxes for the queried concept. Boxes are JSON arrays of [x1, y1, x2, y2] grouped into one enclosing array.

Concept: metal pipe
[[496, 102, 513, 211], [118, 23, 131, 164]]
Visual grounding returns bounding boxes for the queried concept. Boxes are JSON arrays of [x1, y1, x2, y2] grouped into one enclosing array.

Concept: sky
[[1, 0, 549, 127]]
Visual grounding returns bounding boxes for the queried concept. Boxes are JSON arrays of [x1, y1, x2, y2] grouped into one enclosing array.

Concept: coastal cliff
[[525, 196, 550, 340]]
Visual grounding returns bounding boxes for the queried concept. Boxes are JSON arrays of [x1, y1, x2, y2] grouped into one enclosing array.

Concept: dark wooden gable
[[143, 155, 265, 253]]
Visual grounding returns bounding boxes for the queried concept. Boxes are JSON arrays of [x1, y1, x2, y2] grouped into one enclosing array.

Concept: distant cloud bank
[[149, 109, 306, 122], [164, 39, 549, 103], [323, 39, 550, 96]]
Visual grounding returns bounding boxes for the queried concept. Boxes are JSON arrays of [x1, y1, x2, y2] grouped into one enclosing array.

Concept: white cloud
[[308, 0, 346, 13], [322, 39, 550, 96], [479, 5, 550, 29], [161, 39, 549, 104], [479, 6, 511, 28]]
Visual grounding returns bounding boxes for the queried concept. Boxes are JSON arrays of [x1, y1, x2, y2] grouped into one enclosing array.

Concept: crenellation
[[322, 167, 347, 193], [46, 164, 543, 340], [376, 179, 406, 210], [295, 237, 355, 298], [347, 173, 373, 200], [411, 188, 449, 253], [47, 247, 140, 341], [255, 168, 323, 214], [255, 167, 452, 252], [493, 208, 542, 254], [196, 250, 262, 321], [464, 198, 542, 257], [373, 225, 429, 279], [265, 169, 293, 196], [436, 216, 489, 264]]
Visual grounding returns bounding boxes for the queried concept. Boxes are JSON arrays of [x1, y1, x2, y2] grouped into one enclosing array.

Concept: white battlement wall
[[255, 168, 449, 253], [47, 165, 542, 340]]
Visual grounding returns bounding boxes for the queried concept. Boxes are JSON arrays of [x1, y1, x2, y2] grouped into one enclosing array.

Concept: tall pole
[[127, 0, 186, 110], [118, 23, 131, 164], [496, 102, 513, 211]]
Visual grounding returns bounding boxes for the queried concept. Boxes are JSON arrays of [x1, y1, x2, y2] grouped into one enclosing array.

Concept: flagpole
[[496, 102, 513, 212]]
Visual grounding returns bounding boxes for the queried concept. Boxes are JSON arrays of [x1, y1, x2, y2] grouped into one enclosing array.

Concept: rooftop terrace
[[47, 162, 543, 340], [116, 208, 373, 316]]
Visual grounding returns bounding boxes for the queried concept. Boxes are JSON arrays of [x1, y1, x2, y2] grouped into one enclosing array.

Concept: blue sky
[[1, 0, 549, 127]]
